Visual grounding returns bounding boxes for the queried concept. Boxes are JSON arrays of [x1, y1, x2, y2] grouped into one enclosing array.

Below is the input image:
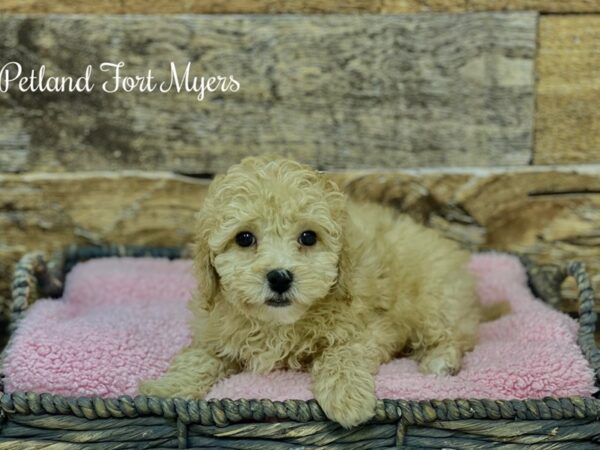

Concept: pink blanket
[[3, 253, 597, 400]]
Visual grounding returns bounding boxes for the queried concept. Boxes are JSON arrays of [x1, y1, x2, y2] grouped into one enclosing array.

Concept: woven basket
[[2, 245, 599, 449]]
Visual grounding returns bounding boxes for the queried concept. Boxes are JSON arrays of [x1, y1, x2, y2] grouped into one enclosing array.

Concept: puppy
[[140, 156, 493, 428]]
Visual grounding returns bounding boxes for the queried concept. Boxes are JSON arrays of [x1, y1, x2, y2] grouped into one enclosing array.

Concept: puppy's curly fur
[[139, 156, 485, 428]]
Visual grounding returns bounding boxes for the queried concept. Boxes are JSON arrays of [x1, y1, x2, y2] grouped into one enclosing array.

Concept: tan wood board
[[534, 15, 600, 165]]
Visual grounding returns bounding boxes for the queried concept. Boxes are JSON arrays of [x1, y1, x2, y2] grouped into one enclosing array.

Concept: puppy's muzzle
[[267, 269, 293, 294]]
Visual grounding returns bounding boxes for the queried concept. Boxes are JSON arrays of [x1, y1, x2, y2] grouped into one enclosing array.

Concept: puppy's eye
[[235, 231, 256, 247], [298, 230, 317, 246]]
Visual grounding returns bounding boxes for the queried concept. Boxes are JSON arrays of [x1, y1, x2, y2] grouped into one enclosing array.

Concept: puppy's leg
[[311, 342, 380, 429], [414, 269, 480, 376], [416, 314, 478, 376], [138, 346, 237, 399]]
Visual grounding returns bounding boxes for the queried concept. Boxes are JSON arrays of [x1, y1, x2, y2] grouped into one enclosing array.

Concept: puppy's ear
[[192, 208, 219, 311], [333, 213, 353, 302], [322, 178, 353, 301]]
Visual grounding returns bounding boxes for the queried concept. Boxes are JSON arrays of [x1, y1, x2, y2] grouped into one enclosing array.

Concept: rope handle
[[8, 252, 63, 331], [568, 261, 600, 385]]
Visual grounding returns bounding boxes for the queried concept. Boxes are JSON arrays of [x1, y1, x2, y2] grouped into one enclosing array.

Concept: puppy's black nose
[[267, 269, 293, 294]]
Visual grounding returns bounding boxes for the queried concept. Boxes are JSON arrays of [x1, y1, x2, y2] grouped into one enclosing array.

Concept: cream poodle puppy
[[139, 156, 502, 428]]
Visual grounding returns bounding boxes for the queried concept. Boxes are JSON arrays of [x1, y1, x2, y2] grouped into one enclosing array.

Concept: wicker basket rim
[[3, 245, 600, 427]]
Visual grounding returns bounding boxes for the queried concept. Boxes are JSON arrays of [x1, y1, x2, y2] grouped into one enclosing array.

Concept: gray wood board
[[0, 13, 537, 173]]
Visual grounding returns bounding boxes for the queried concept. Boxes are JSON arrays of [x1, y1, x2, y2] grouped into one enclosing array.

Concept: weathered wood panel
[[443, 1, 600, 13], [0, 0, 597, 13], [534, 16, 600, 165], [0, 14, 536, 174], [2, 166, 600, 318]]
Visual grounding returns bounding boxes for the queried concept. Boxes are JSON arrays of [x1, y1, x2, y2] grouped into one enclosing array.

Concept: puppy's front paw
[[314, 376, 377, 428], [138, 376, 208, 399]]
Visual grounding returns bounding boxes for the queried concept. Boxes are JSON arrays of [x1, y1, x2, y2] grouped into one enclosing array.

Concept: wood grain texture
[[2, 166, 600, 317], [0, 0, 597, 13], [383, 0, 600, 14], [0, 14, 536, 174], [534, 15, 600, 164], [534, 16, 600, 165]]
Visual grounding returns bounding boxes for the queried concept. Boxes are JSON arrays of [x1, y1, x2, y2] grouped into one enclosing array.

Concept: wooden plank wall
[[0, 2, 599, 318], [0, 14, 536, 173], [1, 1, 600, 13]]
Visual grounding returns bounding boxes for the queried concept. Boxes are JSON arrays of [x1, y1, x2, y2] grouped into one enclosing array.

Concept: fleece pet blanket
[[3, 254, 597, 400]]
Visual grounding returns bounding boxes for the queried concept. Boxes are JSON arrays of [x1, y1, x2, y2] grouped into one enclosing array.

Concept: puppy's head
[[194, 156, 347, 324]]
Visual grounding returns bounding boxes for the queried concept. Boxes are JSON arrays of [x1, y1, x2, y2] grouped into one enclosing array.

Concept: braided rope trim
[[8, 252, 48, 328], [61, 245, 184, 274], [569, 261, 600, 384], [1, 394, 599, 426]]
